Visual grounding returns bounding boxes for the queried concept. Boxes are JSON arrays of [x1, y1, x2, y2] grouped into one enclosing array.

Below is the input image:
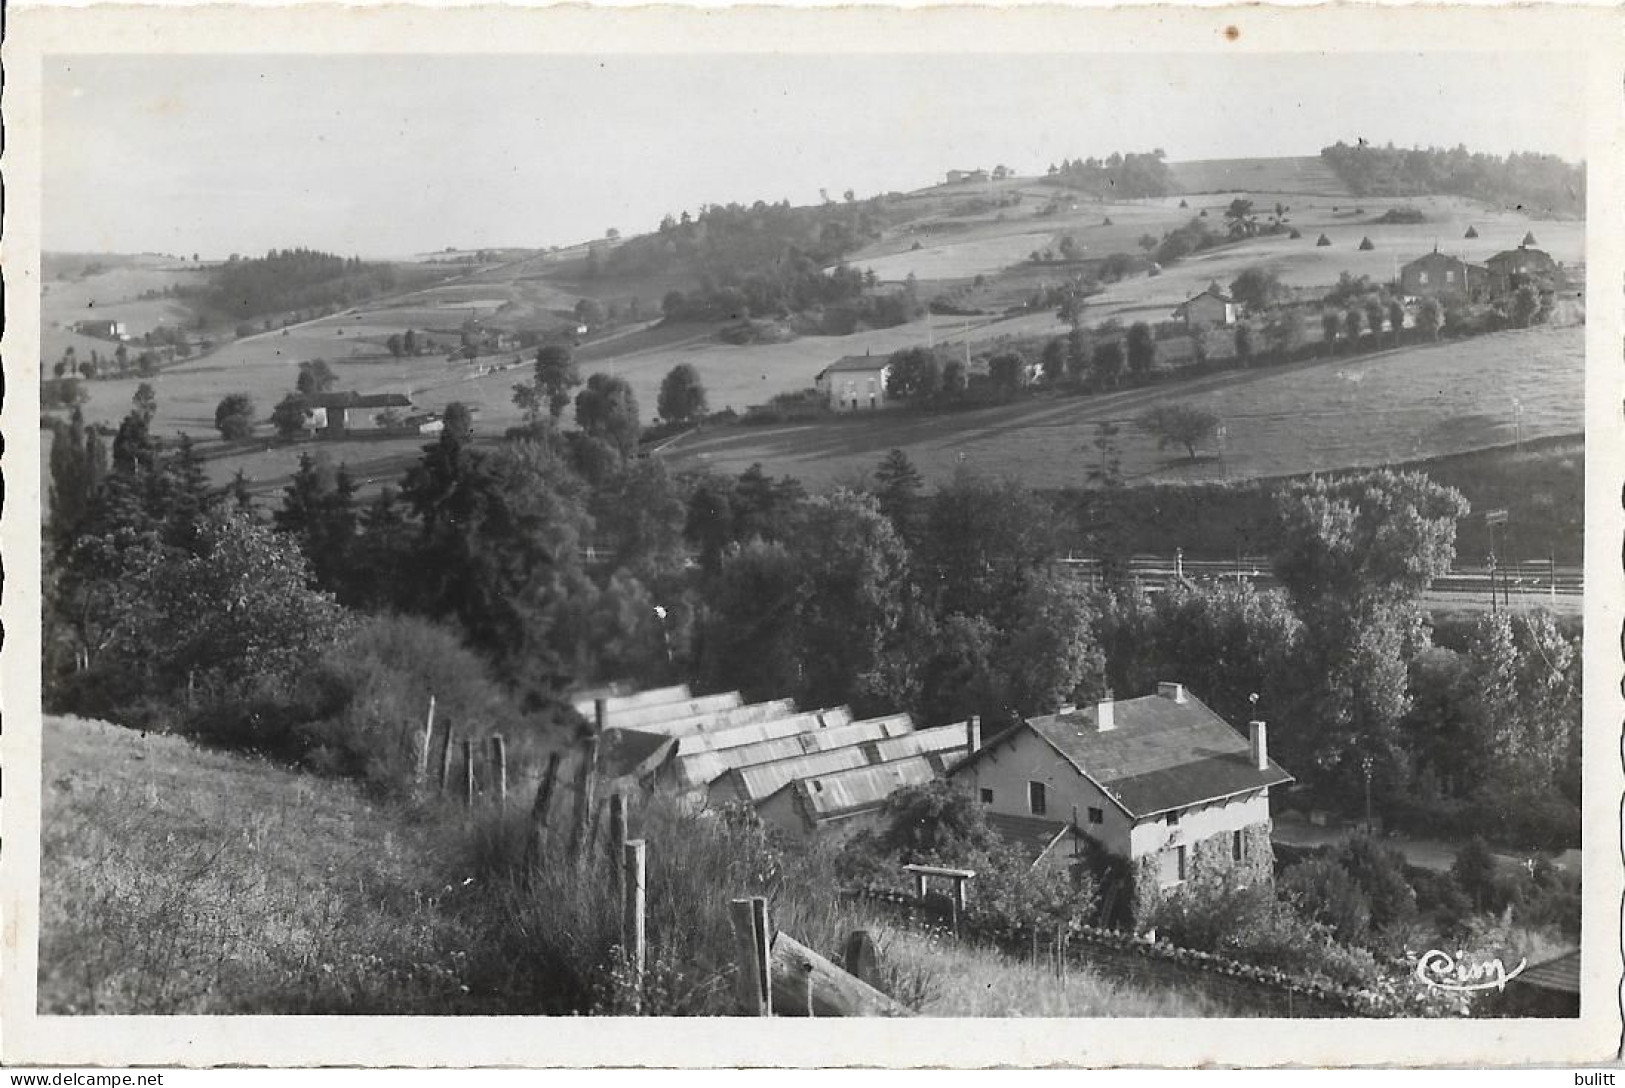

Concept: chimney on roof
[[966, 714, 982, 753], [1095, 695, 1116, 733], [594, 697, 608, 734], [1249, 720, 1268, 771], [1157, 681, 1187, 704]]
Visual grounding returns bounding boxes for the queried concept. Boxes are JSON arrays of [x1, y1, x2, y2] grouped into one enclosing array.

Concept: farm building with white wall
[[949, 683, 1292, 926], [816, 355, 893, 412]]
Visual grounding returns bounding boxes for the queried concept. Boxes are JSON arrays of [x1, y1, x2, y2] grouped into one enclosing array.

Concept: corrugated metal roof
[[1513, 950, 1580, 996], [955, 691, 1292, 819], [571, 684, 692, 720], [676, 708, 850, 756], [713, 746, 873, 804], [675, 715, 916, 787], [870, 723, 969, 763], [643, 699, 799, 739], [597, 728, 677, 781], [791, 754, 944, 819], [600, 691, 745, 732], [820, 706, 855, 729]]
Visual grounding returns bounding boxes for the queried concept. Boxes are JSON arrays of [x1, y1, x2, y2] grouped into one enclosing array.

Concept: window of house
[[979, 788, 994, 804], [1232, 830, 1245, 863], [1178, 845, 1189, 883], [1159, 844, 1188, 888], [1165, 811, 1180, 828], [1028, 781, 1047, 817], [1087, 806, 1104, 825], [1419, 271, 1429, 285], [1446, 270, 1455, 283]]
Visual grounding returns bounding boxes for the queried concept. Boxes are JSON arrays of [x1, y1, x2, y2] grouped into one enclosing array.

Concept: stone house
[[948, 683, 1293, 926]]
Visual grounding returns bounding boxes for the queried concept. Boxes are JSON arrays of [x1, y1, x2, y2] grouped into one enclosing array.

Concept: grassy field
[[42, 166, 1586, 500], [38, 715, 489, 1014], [662, 323, 1583, 490], [876, 925, 1244, 1017]]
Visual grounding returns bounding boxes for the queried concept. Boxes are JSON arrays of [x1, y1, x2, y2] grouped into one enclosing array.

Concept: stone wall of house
[[1129, 821, 1276, 928]]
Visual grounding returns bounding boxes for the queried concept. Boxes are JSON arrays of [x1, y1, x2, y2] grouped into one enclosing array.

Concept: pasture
[[661, 323, 1583, 490], [45, 166, 1587, 501], [38, 716, 486, 1014]]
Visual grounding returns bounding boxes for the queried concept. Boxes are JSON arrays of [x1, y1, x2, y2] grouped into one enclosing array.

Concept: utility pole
[[1485, 509, 1508, 615]]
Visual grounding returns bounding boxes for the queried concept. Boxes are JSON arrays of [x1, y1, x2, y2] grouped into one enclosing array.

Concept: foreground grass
[[39, 715, 489, 1014], [875, 926, 1245, 1017]]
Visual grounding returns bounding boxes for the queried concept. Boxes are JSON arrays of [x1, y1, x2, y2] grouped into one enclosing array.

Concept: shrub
[[1279, 857, 1372, 945], [292, 614, 534, 790], [1153, 872, 1379, 991]]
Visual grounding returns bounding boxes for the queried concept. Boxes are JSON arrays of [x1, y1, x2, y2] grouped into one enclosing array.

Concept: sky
[[45, 53, 1586, 259]]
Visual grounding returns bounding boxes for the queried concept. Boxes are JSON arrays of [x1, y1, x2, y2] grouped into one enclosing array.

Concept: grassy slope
[[40, 716, 1247, 1017], [661, 323, 1583, 491], [39, 715, 489, 1014]]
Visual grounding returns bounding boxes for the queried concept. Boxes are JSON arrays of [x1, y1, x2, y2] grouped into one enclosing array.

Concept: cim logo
[[1413, 948, 1528, 993]]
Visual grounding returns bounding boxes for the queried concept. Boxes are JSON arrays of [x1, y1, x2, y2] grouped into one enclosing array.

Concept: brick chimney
[[594, 696, 608, 733], [966, 714, 982, 753], [1157, 681, 1187, 704], [1249, 720, 1268, 771], [1095, 695, 1116, 733]]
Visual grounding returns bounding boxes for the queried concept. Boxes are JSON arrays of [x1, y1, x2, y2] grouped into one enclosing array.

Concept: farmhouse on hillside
[[1173, 283, 1237, 327], [1398, 249, 1488, 301], [816, 354, 894, 412], [946, 168, 989, 184], [949, 683, 1294, 926], [74, 319, 129, 340], [304, 390, 414, 436], [1484, 245, 1561, 296]]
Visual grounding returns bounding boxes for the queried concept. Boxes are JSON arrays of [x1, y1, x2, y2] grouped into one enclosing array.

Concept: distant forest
[[599, 199, 913, 326], [1319, 143, 1585, 216], [207, 248, 401, 321], [1043, 151, 1173, 199]]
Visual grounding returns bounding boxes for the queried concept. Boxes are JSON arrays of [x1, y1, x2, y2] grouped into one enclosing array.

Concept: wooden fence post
[[842, 930, 881, 989], [524, 750, 562, 867], [463, 738, 475, 808], [567, 720, 602, 863], [438, 726, 456, 796], [729, 897, 772, 1016], [607, 793, 627, 901], [415, 693, 437, 782], [623, 839, 647, 1004], [490, 735, 507, 808]]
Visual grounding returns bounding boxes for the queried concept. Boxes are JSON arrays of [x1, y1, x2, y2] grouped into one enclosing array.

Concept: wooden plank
[[768, 932, 912, 1018], [463, 737, 476, 807], [728, 898, 770, 1016]]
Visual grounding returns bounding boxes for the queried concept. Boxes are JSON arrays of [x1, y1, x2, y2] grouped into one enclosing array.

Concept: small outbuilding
[[1315, 233, 1332, 246], [1358, 236, 1375, 251], [1174, 283, 1238, 328]]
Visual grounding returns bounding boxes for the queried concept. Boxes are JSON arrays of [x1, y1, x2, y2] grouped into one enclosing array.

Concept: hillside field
[[661, 324, 1583, 490], [42, 163, 1586, 500], [38, 716, 487, 1014]]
